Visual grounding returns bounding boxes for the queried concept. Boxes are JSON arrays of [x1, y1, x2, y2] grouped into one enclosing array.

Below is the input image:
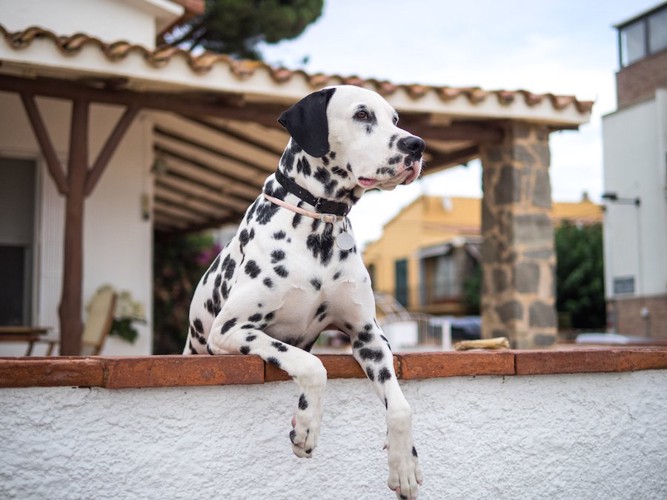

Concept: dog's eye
[[354, 110, 369, 121]]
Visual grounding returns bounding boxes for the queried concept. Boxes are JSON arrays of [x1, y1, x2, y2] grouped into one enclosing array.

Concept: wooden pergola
[[0, 24, 592, 353]]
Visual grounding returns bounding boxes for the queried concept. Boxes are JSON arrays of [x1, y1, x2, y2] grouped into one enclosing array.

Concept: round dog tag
[[336, 231, 355, 251]]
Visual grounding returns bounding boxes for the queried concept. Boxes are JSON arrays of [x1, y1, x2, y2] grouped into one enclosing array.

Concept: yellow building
[[363, 195, 602, 316]]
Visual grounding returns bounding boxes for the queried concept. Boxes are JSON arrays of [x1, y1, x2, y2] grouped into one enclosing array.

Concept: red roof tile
[[0, 24, 594, 115]]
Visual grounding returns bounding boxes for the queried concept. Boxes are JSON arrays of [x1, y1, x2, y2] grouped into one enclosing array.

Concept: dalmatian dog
[[185, 85, 425, 499]]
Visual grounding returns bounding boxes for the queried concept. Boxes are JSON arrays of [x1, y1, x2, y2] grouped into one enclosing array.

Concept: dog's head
[[278, 85, 424, 192]]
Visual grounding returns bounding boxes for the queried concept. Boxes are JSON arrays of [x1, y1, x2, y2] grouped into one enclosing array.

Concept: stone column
[[479, 121, 557, 348]]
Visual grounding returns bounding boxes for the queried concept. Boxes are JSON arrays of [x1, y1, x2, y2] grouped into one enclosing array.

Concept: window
[[423, 253, 458, 304], [394, 259, 408, 307], [649, 8, 667, 53], [620, 21, 646, 66], [0, 157, 36, 325], [618, 4, 667, 67]]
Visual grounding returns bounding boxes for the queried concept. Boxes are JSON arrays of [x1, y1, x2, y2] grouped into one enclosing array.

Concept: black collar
[[274, 169, 350, 217]]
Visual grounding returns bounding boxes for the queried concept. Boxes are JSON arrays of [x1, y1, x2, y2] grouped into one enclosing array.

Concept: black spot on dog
[[245, 199, 258, 224], [267, 357, 281, 368], [264, 311, 275, 321], [358, 331, 374, 343], [240, 345, 250, 355], [224, 258, 236, 281], [246, 335, 257, 342], [296, 157, 312, 177], [245, 260, 261, 278], [274, 265, 289, 278], [220, 318, 237, 335], [314, 302, 327, 317], [324, 179, 338, 196], [298, 393, 308, 410], [310, 278, 322, 291], [376, 166, 394, 175], [256, 199, 280, 225], [263, 277, 274, 288], [292, 213, 302, 229], [273, 230, 287, 240], [378, 367, 392, 383], [207, 345, 214, 355], [388, 154, 402, 165], [358, 348, 384, 362], [189, 342, 197, 354], [271, 249, 286, 263], [364, 323, 372, 331], [344, 322, 353, 331], [214, 273, 222, 289], [322, 156, 330, 166], [329, 151, 336, 160], [306, 224, 335, 265], [221, 281, 230, 300], [412, 446, 418, 458], [352, 340, 363, 350], [241, 323, 254, 329], [333, 271, 342, 280], [366, 366, 375, 381], [331, 166, 349, 178], [248, 313, 263, 322], [193, 318, 204, 334], [389, 134, 399, 148], [314, 167, 331, 186], [202, 254, 221, 285], [346, 163, 352, 172], [311, 219, 321, 232], [280, 148, 296, 171], [289, 429, 297, 444], [271, 341, 288, 352]]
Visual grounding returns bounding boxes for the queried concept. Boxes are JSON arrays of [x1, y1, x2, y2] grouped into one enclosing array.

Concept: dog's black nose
[[397, 136, 425, 157]]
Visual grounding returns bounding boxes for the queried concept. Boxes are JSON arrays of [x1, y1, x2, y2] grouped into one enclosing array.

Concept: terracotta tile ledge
[[1, 348, 666, 389]]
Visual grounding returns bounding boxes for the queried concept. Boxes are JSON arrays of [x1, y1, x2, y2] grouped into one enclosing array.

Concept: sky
[[261, 0, 659, 247]]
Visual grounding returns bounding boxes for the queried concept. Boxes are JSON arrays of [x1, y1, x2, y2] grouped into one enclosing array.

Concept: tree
[[555, 221, 606, 330], [153, 233, 220, 354], [163, 0, 324, 60]]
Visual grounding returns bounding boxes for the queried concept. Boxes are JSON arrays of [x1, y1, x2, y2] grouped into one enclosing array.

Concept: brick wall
[[617, 49, 667, 108], [610, 294, 667, 338]]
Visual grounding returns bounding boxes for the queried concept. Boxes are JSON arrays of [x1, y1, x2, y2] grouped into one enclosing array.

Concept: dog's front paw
[[387, 444, 423, 499], [289, 394, 322, 459]]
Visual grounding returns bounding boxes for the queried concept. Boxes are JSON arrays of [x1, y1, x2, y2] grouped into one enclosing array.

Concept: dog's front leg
[[208, 315, 326, 459], [350, 323, 422, 499]]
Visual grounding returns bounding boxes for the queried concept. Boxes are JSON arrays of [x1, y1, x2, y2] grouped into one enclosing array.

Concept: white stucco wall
[[0, 92, 154, 355], [602, 91, 667, 300], [0, 0, 182, 48], [1, 372, 666, 499]]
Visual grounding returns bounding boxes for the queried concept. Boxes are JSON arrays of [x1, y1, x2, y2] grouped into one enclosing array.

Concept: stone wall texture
[[480, 122, 556, 348]]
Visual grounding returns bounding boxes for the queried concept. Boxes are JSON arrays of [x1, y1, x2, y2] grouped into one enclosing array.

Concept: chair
[[46, 287, 117, 356]]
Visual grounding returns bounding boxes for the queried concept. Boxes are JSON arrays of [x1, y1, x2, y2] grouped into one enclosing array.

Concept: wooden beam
[[0, 74, 284, 124], [401, 118, 505, 143], [423, 146, 481, 172], [19, 93, 69, 194], [154, 144, 261, 200], [154, 126, 273, 176], [58, 98, 89, 356]]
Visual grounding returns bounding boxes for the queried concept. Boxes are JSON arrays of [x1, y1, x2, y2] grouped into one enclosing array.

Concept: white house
[[0, 0, 592, 355], [602, 1, 667, 337]]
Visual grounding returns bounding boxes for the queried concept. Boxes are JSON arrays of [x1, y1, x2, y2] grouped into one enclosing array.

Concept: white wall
[[0, 92, 154, 355], [0, 0, 182, 48], [1, 372, 666, 499], [602, 93, 667, 300]]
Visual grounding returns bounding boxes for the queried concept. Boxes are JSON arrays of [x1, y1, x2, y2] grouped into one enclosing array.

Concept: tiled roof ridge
[[0, 24, 594, 114]]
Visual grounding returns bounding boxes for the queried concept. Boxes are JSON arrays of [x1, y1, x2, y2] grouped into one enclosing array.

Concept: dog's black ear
[[278, 88, 336, 158]]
